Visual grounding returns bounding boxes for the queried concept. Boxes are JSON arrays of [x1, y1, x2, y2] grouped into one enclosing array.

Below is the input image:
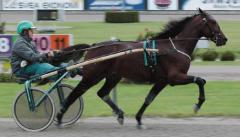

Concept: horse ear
[[198, 8, 204, 14]]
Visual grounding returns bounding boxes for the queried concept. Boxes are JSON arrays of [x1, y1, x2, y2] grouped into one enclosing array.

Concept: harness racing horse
[[56, 9, 227, 128]]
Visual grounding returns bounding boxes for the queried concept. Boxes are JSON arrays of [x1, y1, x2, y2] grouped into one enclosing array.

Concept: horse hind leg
[[56, 77, 103, 126], [97, 76, 124, 125]]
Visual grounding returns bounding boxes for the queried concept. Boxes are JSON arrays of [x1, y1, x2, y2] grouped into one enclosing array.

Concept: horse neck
[[174, 22, 202, 56]]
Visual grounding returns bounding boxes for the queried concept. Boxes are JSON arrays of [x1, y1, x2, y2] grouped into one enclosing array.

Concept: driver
[[10, 20, 80, 81]]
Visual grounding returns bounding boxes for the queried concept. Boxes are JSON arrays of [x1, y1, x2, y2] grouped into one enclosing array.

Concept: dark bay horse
[[57, 9, 227, 128]]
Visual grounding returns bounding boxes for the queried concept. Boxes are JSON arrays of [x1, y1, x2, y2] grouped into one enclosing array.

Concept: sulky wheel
[[12, 88, 55, 132]]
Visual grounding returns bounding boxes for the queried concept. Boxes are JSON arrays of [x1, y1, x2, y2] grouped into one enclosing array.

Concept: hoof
[[193, 104, 200, 113], [55, 123, 64, 129], [117, 117, 124, 125], [117, 111, 124, 125], [56, 112, 63, 125], [137, 124, 147, 130]]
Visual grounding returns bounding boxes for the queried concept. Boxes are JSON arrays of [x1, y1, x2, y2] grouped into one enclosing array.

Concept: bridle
[[200, 15, 223, 45]]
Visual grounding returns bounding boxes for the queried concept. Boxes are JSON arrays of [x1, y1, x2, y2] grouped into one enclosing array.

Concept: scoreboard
[[0, 34, 73, 58]]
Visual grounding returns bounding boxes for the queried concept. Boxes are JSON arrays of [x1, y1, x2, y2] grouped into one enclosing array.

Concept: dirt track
[[189, 66, 240, 81], [1, 117, 240, 137]]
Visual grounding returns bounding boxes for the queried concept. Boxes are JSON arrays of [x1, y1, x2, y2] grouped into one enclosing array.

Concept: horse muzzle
[[212, 34, 228, 46]]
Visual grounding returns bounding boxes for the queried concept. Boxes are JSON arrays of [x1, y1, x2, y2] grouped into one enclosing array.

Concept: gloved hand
[[47, 51, 54, 58], [47, 50, 61, 58], [53, 50, 61, 53], [20, 60, 28, 67]]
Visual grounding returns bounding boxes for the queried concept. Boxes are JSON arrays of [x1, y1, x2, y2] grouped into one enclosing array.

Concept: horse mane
[[92, 40, 138, 47], [62, 43, 90, 51], [151, 14, 198, 40]]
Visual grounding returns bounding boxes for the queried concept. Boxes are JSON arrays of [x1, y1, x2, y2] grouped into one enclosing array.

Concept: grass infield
[[0, 80, 239, 118]]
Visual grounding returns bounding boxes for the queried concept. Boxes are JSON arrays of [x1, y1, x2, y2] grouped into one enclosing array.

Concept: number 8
[[0, 38, 10, 52]]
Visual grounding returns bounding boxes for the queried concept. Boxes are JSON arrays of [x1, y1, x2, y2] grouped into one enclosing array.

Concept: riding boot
[[67, 60, 83, 78], [69, 68, 82, 78]]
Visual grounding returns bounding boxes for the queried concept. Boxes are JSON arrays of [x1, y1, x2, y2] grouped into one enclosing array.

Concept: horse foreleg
[[135, 82, 167, 129], [97, 77, 124, 125], [168, 74, 206, 113]]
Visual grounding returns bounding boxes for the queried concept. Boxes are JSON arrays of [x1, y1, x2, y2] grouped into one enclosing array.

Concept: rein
[[62, 37, 210, 53], [41, 48, 159, 79], [152, 37, 210, 42]]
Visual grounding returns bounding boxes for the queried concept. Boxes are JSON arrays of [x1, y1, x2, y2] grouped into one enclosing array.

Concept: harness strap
[[143, 40, 158, 67], [169, 37, 191, 61], [152, 40, 157, 65], [143, 40, 148, 66], [143, 40, 158, 82]]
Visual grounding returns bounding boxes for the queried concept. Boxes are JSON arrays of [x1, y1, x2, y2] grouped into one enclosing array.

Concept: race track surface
[[1, 117, 240, 137]]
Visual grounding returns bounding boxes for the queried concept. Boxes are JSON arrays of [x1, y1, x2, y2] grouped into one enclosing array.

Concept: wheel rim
[[13, 89, 55, 132]]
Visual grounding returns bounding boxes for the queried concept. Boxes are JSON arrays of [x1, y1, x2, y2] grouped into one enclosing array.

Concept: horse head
[[196, 8, 228, 46]]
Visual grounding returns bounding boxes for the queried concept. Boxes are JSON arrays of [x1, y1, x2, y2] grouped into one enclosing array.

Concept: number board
[[0, 34, 73, 57], [33, 34, 72, 53], [0, 35, 13, 57]]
